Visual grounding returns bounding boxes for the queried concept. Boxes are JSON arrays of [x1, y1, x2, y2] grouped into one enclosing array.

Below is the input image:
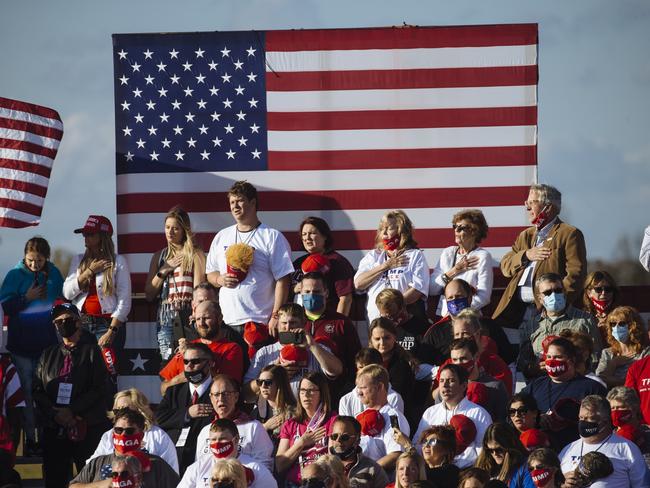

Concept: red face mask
[[210, 440, 235, 459], [382, 235, 400, 251], [532, 205, 551, 230], [460, 359, 475, 373], [590, 297, 611, 315], [611, 409, 633, 428], [112, 472, 138, 488], [530, 468, 554, 488], [545, 359, 568, 378], [113, 431, 144, 454]]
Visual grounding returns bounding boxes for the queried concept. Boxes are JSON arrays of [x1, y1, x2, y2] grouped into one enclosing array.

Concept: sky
[[1, 0, 649, 276]]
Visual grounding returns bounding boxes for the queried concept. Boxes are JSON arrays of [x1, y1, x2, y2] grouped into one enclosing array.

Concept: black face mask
[[329, 444, 358, 461], [56, 317, 78, 338], [185, 369, 209, 385], [578, 420, 602, 438], [212, 482, 234, 488]]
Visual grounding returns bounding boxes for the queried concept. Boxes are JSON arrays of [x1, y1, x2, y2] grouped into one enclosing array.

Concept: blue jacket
[[0, 260, 64, 357], [509, 462, 536, 488]]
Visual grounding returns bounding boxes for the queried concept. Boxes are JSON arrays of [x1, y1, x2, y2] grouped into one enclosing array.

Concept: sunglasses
[[423, 438, 438, 447], [610, 321, 628, 328], [509, 407, 529, 417], [113, 427, 137, 435], [256, 379, 274, 387], [452, 224, 472, 233], [330, 433, 355, 442], [486, 447, 506, 456], [540, 287, 563, 296], [183, 358, 208, 366], [592, 286, 613, 294], [529, 464, 548, 472], [111, 471, 131, 478]]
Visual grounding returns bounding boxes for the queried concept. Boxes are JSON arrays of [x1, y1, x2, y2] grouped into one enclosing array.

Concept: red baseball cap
[[74, 215, 113, 236], [449, 414, 476, 454], [301, 253, 331, 274], [467, 382, 489, 409], [520, 429, 550, 451], [356, 408, 385, 437], [280, 344, 308, 365]]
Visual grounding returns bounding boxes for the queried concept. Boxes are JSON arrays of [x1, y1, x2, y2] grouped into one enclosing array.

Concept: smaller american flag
[[0, 96, 63, 228]]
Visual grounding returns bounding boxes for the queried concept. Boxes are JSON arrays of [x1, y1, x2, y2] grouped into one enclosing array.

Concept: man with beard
[[33, 301, 109, 488], [70, 408, 179, 487], [329, 415, 389, 488], [159, 300, 243, 395], [157, 343, 215, 472]]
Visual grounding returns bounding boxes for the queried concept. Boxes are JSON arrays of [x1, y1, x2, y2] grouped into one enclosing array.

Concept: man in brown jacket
[[492, 184, 587, 330]]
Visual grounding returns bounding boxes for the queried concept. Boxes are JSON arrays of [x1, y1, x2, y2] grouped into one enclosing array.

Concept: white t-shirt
[[559, 433, 650, 488], [194, 418, 274, 470], [243, 342, 330, 395], [412, 397, 492, 469], [359, 404, 410, 462], [338, 385, 404, 417], [87, 425, 179, 473], [429, 246, 494, 316], [205, 224, 294, 325], [355, 248, 429, 322], [178, 453, 277, 488]]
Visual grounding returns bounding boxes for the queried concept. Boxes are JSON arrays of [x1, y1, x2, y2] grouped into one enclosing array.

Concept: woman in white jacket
[[64, 215, 131, 349], [429, 209, 493, 317]]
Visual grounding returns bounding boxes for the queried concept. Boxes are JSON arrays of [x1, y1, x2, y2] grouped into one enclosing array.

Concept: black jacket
[[32, 334, 108, 428], [156, 379, 213, 472]]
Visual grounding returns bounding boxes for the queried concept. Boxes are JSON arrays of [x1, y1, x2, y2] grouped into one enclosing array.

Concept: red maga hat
[[74, 215, 113, 236]]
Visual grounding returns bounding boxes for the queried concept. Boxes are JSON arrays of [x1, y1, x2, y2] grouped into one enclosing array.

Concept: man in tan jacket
[[492, 184, 587, 330]]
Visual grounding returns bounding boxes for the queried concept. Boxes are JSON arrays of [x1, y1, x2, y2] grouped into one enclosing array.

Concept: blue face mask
[[447, 296, 469, 316], [302, 293, 325, 313], [612, 324, 630, 344], [543, 292, 566, 313]]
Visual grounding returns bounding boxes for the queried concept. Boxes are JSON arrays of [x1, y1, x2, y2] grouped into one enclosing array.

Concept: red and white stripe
[[116, 24, 538, 291], [0, 97, 63, 228]]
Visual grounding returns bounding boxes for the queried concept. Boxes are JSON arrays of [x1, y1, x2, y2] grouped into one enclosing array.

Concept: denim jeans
[[11, 353, 39, 442]]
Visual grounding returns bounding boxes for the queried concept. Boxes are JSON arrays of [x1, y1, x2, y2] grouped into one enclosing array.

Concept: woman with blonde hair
[[310, 454, 350, 488], [354, 210, 429, 328], [145, 206, 206, 360], [87, 388, 179, 473], [596, 306, 650, 388], [210, 458, 247, 488], [389, 449, 426, 488]]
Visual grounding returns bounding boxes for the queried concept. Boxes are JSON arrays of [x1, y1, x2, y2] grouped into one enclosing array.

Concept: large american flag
[[113, 25, 538, 400], [0, 97, 63, 228]]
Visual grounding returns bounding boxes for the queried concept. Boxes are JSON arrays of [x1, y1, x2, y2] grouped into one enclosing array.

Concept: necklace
[[578, 432, 612, 464], [235, 222, 261, 245]]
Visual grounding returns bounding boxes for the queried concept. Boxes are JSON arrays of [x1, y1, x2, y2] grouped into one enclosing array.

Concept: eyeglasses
[[301, 477, 329, 488], [524, 199, 541, 208], [452, 224, 472, 233], [299, 388, 320, 395], [509, 407, 529, 417], [486, 447, 506, 456], [609, 321, 628, 328], [53, 317, 76, 326], [256, 379, 274, 387], [113, 427, 137, 435], [330, 433, 355, 442], [529, 464, 547, 471], [540, 287, 563, 296], [423, 438, 438, 447], [183, 358, 208, 366], [210, 391, 237, 399], [592, 286, 613, 294], [111, 471, 131, 478]]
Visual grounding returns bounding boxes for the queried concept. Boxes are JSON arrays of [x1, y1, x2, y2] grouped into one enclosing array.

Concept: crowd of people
[[0, 181, 649, 488]]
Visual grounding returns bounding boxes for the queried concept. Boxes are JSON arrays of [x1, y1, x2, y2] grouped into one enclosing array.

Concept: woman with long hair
[[474, 423, 534, 487], [0, 236, 64, 455], [507, 393, 541, 435], [291, 216, 355, 316], [252, 364, 297, 441], [596, 306, 650, 388], [390, 449, 427, 488], [582, 270, 620, 338], [87, 388, 179, 473], [145, 206, 206, 360], [368, 317, 416, 416], [209, 458, 247, 488], [63, 215, 131, 349], [276, 372, 338, 487], [354, 210, 429, 326]]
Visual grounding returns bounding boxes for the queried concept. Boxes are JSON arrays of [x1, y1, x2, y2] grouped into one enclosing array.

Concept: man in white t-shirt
[[355, 364, 409, 471], [560, 395, 650, 488], [413, 363, 492, 468], [339, 348, 404, 416], [178, 418, 277, 488], [206, 181, 294, 336]]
